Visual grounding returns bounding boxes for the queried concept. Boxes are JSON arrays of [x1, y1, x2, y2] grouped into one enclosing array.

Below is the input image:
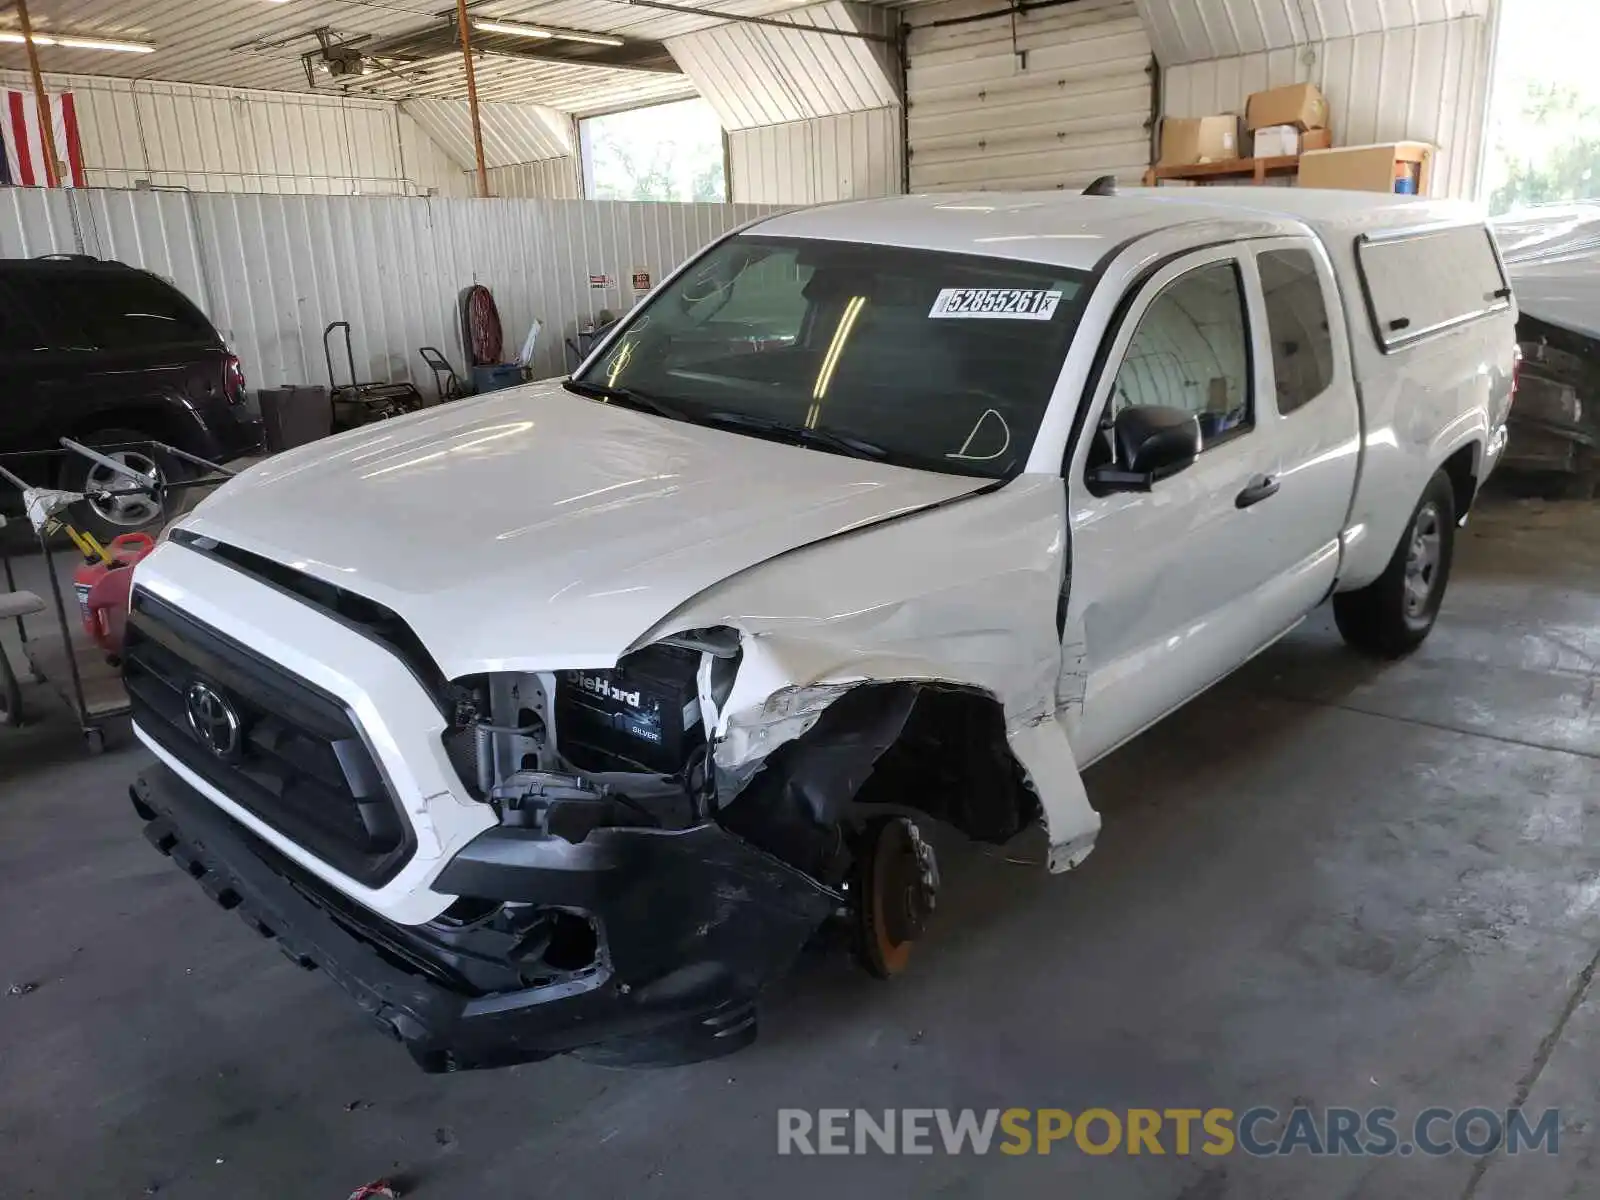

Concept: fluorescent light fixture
[[472, 19, 552, 39], [0, 30, 155, 53], [543, 29, 625, 47], [471, 19, 623, 47]]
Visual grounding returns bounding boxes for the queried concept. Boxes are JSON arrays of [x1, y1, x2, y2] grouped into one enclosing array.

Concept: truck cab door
[[1057, 240, 1356, 767], [1236, 235, 1362, 615]]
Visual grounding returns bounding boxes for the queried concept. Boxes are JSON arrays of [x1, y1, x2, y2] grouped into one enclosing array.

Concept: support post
[[15, 0, 62, 188], [455, 0, 490, 198]]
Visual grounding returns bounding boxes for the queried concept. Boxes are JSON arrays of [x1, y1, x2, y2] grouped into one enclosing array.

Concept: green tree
[[585, 100, 726, 203], [1490, 84, 1600, 212], [590, 128, 675, 201], [690, 158, 725, 202]]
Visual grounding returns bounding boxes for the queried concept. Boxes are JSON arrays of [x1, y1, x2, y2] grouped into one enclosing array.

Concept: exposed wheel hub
[[855, 817, 939, 978], [86, 449, 164, 528]]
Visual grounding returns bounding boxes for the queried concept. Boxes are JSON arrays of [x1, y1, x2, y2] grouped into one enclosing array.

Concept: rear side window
[[1258, 249, 1335, 414], [88, 272, 215, 349], [1356, 224, 1510, 351], [12, 276, 90, 350], [0, 286, 40, 353], [23, 270, 214, 351]]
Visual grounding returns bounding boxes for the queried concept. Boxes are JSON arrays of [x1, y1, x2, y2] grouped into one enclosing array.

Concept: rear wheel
[[1334, 469, 1457, 658], [59, 428, 182, 543]]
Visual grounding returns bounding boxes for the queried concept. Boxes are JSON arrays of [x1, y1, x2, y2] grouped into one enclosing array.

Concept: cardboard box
[[1160, 115, 1243, 166], [1252, 125, 1301, 158], [1253, 125, 1330, 157], [1298, 142, 1434, 194], [1246, 83, 1328, 131]]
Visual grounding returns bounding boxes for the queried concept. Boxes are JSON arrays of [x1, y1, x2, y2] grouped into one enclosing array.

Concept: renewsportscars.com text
[[777, 1107, 1560, 1158]]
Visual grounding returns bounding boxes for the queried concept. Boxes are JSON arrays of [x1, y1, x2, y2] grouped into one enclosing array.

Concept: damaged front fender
[[637, 476, 1102, 872]]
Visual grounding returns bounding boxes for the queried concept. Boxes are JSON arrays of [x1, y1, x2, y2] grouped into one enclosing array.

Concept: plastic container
[[73, 532, 156, 657], [472, 363, 526, 394]]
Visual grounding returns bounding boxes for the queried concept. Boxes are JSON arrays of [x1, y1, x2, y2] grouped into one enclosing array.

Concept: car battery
[[554, 644, 704, 775]]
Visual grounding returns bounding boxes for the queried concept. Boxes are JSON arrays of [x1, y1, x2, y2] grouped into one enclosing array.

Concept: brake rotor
[[855, 817, 939, 979]]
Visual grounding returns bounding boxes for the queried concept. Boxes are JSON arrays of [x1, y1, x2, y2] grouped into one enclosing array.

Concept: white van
[[126, 187, 1516, 1070]]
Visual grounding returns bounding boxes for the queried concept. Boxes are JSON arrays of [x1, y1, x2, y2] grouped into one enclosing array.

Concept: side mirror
[[1088, 405, 1203, 493]]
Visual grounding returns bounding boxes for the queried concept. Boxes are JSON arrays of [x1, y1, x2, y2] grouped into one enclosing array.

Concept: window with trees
[[1484, 0, 1600, 213], [580, 99, 727, 203]]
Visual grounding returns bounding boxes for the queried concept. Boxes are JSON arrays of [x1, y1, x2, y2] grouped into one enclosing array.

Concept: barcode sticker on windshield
[[928, 288, 1064, 320]]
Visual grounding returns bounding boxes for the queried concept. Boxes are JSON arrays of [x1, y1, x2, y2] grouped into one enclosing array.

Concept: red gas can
[[72, 532, 156, 657]]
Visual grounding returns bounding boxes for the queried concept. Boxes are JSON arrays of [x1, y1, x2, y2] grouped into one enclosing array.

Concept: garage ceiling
[[402, 96, 575, 163], [0, 0, 845, 112], [668, 1, 898, 129], [1135, 0, 1491, 64]]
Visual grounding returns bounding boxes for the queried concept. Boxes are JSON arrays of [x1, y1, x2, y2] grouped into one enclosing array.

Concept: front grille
[[123, 588, 414, 887]]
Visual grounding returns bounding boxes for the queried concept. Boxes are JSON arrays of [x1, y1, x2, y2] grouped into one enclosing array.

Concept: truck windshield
[[575, 235, 1091, 479]]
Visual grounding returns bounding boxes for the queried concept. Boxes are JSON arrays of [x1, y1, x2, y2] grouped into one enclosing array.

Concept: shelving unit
[[1143, 143, 1434, 194], [1142, 155, 1303, 186]]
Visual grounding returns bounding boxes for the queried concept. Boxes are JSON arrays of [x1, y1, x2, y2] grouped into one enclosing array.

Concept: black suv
[[1, 256, 263, 539]]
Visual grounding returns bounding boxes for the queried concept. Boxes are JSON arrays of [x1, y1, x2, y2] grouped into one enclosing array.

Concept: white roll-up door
[[906, 0, 1155, 192]]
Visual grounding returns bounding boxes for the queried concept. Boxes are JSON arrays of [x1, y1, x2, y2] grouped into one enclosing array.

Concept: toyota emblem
[[185, 680, 241, 760]]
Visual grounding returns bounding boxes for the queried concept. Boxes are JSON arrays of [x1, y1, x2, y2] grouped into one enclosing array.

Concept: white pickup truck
[[127, 188, 1516, 1070]]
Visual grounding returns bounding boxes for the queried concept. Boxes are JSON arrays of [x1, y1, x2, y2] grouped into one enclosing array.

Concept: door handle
[[1235, 474, 1280, 509]]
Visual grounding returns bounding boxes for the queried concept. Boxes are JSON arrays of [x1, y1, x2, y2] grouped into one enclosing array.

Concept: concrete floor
[[1, 496, 1596, 1199]]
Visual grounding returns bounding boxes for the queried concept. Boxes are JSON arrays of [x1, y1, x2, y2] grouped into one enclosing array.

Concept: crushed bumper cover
[[131, 764, 834, 1071]]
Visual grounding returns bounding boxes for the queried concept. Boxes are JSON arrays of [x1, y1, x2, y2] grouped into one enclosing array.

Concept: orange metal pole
[[14, 0, 62, 187], [454, 0, 489, 198]]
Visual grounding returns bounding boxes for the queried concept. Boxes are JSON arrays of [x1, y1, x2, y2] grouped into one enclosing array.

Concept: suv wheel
[[62, 429, 180, 542]]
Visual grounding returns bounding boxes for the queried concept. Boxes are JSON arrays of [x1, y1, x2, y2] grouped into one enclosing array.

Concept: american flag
[[0, 90, 86, 188]]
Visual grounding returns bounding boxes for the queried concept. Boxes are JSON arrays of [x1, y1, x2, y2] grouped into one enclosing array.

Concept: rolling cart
[[418, 345, 465, 402], [0, 439, 235, 753]]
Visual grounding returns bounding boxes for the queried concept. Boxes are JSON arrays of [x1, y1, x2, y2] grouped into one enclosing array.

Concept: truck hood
[[179, 382, 984, 676]]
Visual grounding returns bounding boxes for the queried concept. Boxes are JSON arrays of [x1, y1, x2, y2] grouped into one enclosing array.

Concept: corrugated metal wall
[[728, 107, 903, 203], [0, 188, 769, 389], [399, 113, 476, 199], [1162, 16, 1492, 198], [1137, 0, 1489, 64], [401, 99, 576, 168], [1, 70, 466, 197], [0, 0, 809, 98], [906, 0, 1156, 192], [485, 158, 583, 199]]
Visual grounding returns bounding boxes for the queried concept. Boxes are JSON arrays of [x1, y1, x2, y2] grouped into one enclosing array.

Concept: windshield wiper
[[563, 378, 692, 421], [702, 410, 888, 460]]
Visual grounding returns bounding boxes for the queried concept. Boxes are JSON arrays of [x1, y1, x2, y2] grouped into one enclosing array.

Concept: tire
[[1333, 469, 1457, 658], [59, 428, 184, 544]]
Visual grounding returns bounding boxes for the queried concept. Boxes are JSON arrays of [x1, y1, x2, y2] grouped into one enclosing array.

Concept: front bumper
[[190, 399, 265, 461], [132, 763, 835, 1071]]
